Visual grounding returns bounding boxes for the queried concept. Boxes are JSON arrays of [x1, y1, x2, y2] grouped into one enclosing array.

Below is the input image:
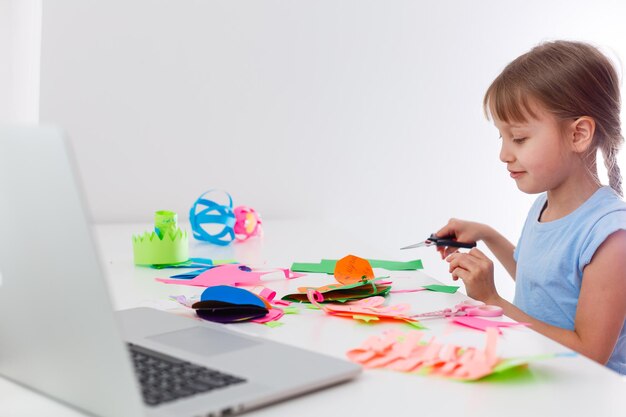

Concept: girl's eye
[[512, 137, 528, 143]]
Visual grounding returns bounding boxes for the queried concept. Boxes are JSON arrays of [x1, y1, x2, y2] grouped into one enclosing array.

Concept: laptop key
[[127, 343, 247, 407]]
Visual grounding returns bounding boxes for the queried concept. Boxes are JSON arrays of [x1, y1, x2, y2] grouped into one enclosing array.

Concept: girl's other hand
[[446, 248, 498, 303], [435, 218, 486, 258]]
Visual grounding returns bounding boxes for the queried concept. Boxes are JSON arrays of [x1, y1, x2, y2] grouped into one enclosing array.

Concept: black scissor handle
[[427, 234, 476, 249]]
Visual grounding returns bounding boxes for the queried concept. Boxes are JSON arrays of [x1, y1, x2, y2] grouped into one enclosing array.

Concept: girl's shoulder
[[584, 186, 626, 217], [579, 187, 626, 266]]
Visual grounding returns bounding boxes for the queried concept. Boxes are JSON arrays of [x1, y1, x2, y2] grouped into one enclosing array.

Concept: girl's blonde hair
[[483, 40, 624, 196]]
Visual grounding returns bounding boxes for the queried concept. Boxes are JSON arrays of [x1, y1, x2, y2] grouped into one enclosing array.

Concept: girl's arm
[[448, 230, 626, 365], [436, 219, 517, 280]]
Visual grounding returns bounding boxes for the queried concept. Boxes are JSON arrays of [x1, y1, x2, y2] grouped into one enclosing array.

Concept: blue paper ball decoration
[[189, 190, 236, 246]]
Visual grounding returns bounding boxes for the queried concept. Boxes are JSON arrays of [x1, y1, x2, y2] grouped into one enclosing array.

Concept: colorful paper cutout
[[307, 294, 425, 327], [189, 190, 262, 246], [156, 264, 303, 288], [233, 206, 262, 241], [132, 210, 188, 265], [334, 255, 375, 285], [282, 278, 391, 303], [170, 288, 284, 325], [154, 210, 178, 238], [191, 285, 269, 323], [346, 327, 527, 381], [291, 258, 423, 274]]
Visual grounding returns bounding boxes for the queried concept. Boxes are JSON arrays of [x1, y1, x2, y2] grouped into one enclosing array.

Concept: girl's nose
[[499, 142, 513, 163]]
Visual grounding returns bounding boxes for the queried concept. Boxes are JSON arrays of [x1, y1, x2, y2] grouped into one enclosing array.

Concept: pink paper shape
[[346, 327, 513, 381], [451, 316, 529, 333], [307, 294, 421, 325], [156, 265, 303, 288], [251, 308, 284, 324]]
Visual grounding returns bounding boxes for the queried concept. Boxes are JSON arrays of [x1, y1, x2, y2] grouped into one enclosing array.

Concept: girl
[[436, 40, 626, 374]]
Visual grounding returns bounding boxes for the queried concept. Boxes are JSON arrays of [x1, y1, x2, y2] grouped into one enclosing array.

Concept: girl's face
[[493, 102, 577, 195]]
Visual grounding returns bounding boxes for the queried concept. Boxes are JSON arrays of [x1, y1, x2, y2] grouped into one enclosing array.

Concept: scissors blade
[[400, 241, 430, 250]]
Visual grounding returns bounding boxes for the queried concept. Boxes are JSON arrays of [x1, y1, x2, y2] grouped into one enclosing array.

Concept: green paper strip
[[264, 321, 284, 328], [291, 259, 423, 274], [367, 259, 424, 270], [422, 284, 460, 294], [283, 306, 299, 314], [214, 259, 237, 265], [291, 261, 335, 274]]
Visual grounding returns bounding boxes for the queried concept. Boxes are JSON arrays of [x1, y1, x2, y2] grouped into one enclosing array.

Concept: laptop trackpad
[[148, 326, 259, 357]]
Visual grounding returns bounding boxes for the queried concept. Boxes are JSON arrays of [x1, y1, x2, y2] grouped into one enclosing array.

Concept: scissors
[[412, 300, 503, 319], [400, 233, 476, 250]]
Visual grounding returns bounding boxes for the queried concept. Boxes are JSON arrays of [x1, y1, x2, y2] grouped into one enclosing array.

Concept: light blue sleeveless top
[[513, 186, 626, 374]]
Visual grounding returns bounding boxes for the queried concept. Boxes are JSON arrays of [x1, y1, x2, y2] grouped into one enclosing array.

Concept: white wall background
[[0, 0, 40, 124], [34, 0, 626, 299]]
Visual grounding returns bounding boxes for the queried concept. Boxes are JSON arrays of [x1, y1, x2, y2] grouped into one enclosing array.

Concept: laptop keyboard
[[128, 343, 247, 407]]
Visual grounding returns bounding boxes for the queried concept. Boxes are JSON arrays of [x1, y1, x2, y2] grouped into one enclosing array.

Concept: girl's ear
[[569, 116, 596, 153]]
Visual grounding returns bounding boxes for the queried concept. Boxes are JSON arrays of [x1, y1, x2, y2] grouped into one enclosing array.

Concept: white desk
[[1, 220, 624, 416]]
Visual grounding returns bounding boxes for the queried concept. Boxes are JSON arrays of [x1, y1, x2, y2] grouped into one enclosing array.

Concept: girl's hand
[[446, 248, 499, 303], [435, 218, 487, 258]]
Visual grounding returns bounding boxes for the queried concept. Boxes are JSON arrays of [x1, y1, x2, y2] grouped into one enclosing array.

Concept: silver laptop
[[0, 127, 361, 417]]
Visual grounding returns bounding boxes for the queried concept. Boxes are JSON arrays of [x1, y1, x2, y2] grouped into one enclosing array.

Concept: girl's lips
[[509, 171, 525, 179]]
